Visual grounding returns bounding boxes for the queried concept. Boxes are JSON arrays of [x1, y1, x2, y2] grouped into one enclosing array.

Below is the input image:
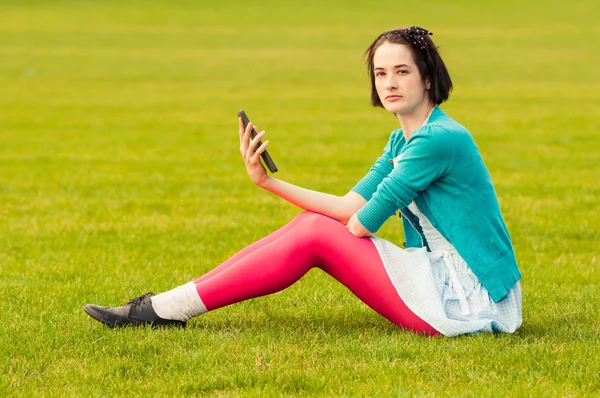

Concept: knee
[[292, 210, 332, 224], [295, 212, 346, 240], [293, 210, 325, 220]]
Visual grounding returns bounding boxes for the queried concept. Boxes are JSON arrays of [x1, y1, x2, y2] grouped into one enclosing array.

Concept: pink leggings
[[193, 211, 439, 336]]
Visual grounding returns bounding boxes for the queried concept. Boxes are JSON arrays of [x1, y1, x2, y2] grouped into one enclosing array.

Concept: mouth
[[385, 95, 402, 100]]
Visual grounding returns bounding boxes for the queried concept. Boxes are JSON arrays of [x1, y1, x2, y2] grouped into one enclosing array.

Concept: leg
[[196, 212, 439, 335], [193, 211, 311, 283], [83, 212, 439, 335], [82, 213, 310, 329]]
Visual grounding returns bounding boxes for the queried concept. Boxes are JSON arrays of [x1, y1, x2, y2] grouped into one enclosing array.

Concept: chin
[[384, 104, 406, 114]]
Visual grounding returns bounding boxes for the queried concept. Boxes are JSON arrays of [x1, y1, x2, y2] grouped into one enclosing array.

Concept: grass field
[[1, 0, 599, 396]]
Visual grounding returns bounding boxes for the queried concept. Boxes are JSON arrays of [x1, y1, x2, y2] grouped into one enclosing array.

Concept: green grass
[[1, 0, 599, 396]]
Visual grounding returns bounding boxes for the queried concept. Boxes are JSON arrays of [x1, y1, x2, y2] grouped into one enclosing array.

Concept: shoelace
[[125, 292, 154, 306]]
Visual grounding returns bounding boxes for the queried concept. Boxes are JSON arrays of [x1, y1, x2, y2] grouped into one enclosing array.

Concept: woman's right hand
[[239, 117, 270, 187]]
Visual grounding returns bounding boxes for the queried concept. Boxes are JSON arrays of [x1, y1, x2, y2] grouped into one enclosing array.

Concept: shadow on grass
[[187, 310, 437, 338], [512, 322, 549, 338], [187, 311, 557, 342]]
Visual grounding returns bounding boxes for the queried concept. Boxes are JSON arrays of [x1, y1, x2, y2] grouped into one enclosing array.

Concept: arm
[[239, 118, 365, 224], [259, 177, 366, 224], [356, 126, 456, 233], [240, 119, 402, 227], [344, 130, 398, 236], [258, 130, 402, 226], [346, 212, 373, 237]]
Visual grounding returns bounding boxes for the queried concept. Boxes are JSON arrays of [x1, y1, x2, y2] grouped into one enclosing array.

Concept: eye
[[398, 70, 408, 75], [375, 71, 385, 77]]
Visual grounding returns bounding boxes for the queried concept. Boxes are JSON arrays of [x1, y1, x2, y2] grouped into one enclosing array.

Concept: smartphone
[[237, 110, 278, 173]]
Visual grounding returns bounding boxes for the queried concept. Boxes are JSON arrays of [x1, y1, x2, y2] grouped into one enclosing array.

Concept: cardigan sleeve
[[349, 130, 398, 201], [357, 125, 456, 233]]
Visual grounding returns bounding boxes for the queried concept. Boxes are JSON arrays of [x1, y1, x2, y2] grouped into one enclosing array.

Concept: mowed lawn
[[1, 0, 599, 396]]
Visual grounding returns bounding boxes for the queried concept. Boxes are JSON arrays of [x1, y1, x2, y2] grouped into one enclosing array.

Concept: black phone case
[[237, 110, 278, 173]]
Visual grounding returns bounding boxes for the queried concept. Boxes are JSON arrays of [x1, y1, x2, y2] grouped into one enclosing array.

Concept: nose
[[385, 75, 397, 91]]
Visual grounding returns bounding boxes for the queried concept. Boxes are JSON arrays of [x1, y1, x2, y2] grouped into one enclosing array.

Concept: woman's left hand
[[347, 213, 372, 237]]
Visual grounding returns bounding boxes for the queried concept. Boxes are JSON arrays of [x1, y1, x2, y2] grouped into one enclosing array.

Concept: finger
[[251, 140, 269, 164], [239, 117, 244, 144], [249, 131, 266, 153], [244, 126, 263, 159], [243, 122, 254, 151], [239, 117, 247, 152], [247, 133, 265, 161], [254, 140, 270, 157], [241, 122, 252, 156]]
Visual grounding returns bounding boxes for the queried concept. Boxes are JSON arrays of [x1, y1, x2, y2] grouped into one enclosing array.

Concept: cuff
[[351, 172, 381, 201], [356, 197, 397, 233]]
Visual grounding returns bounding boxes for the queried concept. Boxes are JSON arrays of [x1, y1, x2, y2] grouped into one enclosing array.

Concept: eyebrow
[[374, 64, 410, 70]]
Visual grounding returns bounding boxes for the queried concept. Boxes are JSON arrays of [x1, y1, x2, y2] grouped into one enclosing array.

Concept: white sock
[[150, 282, 207, 322]]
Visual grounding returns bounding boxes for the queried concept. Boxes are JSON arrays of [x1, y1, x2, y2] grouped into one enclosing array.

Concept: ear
[[425, 77, 431, 90]]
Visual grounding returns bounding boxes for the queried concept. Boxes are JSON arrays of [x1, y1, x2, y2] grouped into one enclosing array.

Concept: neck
[[396, 102, 435, 141]]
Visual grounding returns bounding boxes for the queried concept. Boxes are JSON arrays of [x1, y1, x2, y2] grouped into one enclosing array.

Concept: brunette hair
[[364, 27, 453, 107]]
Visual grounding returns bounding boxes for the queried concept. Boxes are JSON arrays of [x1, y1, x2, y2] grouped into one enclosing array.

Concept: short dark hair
[[364, 28, 453, 107]]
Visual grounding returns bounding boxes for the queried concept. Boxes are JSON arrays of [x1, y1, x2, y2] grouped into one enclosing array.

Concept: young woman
[[84, 26, 522, 337]]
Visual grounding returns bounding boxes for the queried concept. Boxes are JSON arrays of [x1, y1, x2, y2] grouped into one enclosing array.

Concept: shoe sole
[[83, 304, 186, 329]]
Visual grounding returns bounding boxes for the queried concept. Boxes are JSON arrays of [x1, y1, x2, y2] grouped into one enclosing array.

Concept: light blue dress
[[370, 200, 522, 337]]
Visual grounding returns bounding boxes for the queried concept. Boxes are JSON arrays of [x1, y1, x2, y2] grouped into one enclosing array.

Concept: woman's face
[[373, 41, 430, 115]]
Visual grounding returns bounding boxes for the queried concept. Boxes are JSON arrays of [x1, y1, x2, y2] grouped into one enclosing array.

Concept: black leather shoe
[[83, 292, 186, 329]]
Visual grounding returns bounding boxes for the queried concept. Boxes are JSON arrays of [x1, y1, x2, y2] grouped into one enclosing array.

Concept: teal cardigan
[[351, 107, 521, 303]]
